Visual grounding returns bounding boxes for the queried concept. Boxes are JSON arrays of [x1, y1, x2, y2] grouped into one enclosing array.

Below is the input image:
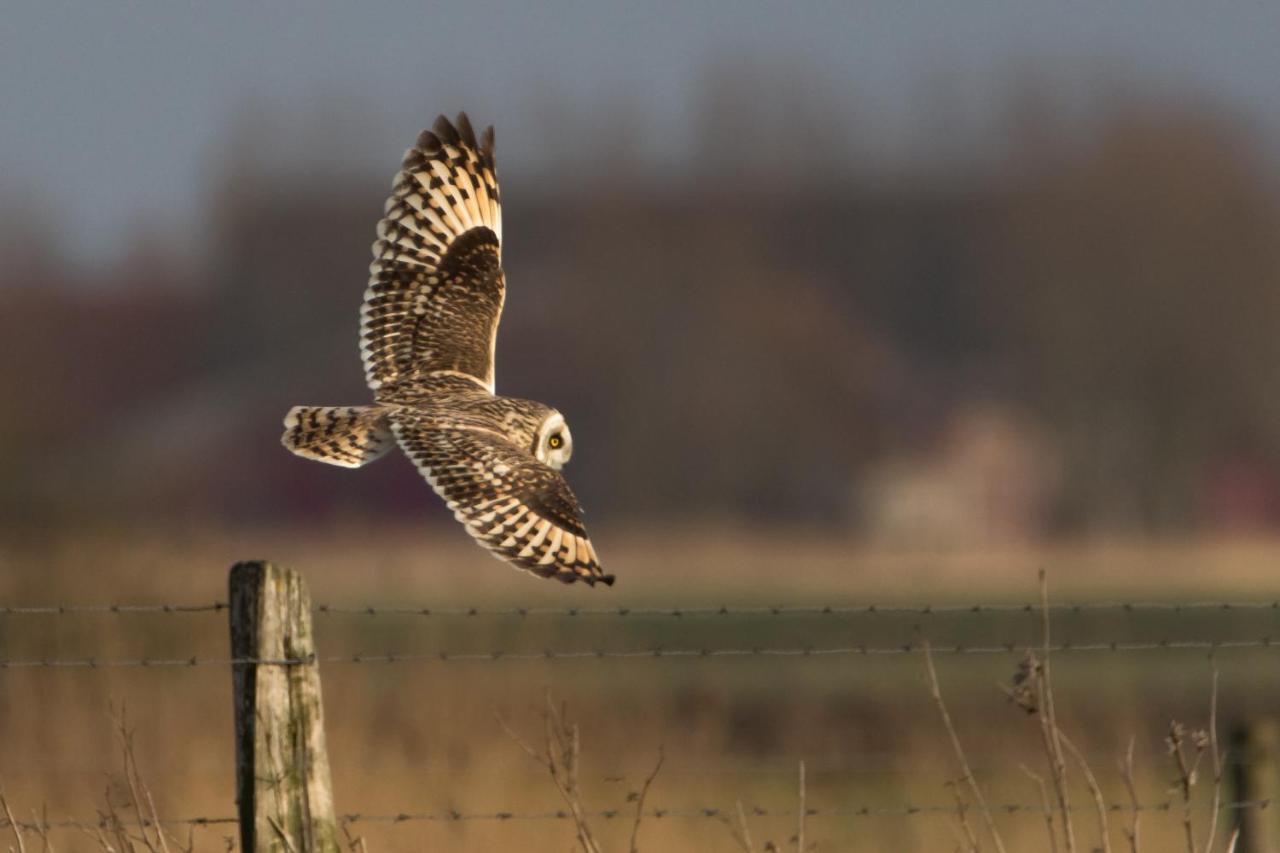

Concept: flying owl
[[281, 113, 612, 586]]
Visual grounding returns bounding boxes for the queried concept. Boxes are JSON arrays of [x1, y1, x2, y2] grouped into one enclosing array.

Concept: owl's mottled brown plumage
[[393, 408, 602, 580], [282, 114, 611, 586]]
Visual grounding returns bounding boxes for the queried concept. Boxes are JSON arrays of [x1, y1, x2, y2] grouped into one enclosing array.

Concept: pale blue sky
[[3, 1, 1278, 265]]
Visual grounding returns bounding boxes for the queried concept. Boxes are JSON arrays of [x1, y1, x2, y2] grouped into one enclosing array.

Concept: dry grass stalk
[[499, 695, 603, 853], [1035, 569, 1077, 853], [0, 779, 28, 853], [1018, 764, 1057, 853], [944, 779, 980, 853], [724, 800, 757, 853], [339, 820, 368, 853], [941, 813, 972, 853], [1120, 737, 1141, 853], [1164, 665, 1231, 853], [27, 808, 54, 853], [923, 640, 1008, 853], [1058, 732, 1111, 853], [628, 748, 664, 853], [722, 764, 814, 852], [1167, 719, 1208, 853], [91, 706, 192, 853], [0, 791, 56, 853], [1202, 667, 1223, 853], [1003, 573, 1247, 853], [1010, 575, 1234, 853], [795, 761, 805, 853], [503, 693, 670, 853]]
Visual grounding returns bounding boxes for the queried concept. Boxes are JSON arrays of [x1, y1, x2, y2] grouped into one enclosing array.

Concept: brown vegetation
[[1, 531, 1276, 851], [925, 573, 1242, 853]]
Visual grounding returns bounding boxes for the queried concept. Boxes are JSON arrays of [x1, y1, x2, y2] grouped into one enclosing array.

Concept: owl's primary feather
[[283, 113, 610, 586]]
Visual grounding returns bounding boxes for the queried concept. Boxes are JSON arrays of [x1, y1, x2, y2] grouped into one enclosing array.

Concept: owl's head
[[534, 410, 573, 471]]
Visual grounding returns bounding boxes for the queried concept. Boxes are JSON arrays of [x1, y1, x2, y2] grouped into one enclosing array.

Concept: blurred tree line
[[3, 76, 1279, 541]]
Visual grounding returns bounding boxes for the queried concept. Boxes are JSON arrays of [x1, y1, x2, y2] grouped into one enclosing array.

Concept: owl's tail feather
[[282, 405, 395, 468]]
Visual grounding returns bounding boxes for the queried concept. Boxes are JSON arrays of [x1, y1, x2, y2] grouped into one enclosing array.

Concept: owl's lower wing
[[392, 417, 612, 586], [362, 114, 505, 396]]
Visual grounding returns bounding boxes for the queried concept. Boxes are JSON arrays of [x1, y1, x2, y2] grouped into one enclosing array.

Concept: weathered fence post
[[1232, 719, 1280, 853], [229, 560, 340, 853]]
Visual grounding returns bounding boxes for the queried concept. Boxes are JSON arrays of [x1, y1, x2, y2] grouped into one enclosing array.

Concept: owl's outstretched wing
[[362, 113, 504, 396], [392, 415, 612, 586]]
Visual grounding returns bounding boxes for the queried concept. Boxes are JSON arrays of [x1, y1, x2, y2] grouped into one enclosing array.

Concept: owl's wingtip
[[556, 566, 615, 587], [409, 112, 497, 173]]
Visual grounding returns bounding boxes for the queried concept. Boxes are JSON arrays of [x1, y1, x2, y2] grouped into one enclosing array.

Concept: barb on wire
[[5, 600, 1280, 618], [3, 799, 1270, 833], [0, 637, 1276, 670]]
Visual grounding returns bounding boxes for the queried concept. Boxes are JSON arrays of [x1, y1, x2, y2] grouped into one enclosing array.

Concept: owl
[[281, 114, 612, 586]]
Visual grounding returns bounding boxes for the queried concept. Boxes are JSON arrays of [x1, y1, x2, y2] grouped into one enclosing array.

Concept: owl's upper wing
[[392, 416, 613, 586], [362, 114, 504, 396]]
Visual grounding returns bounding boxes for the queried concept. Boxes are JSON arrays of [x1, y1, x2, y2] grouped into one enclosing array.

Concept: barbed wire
[[5, 751, 1274, 777], [313, 600, 1280, 618], [0, 656, 292, 669], [333, 798, 1275, 824], [0, 603, 226, 615], [3, 798, 1270, 833], [1, 636, 1275, 669], [3, 599, 1279, 617]]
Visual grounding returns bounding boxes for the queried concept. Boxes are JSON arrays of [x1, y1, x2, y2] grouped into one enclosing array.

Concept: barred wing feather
[[362, 113, 504, 396], [392, 416, 612, 586]]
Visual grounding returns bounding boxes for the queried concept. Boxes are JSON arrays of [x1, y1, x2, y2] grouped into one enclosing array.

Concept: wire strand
[[0, 603, 226, 615], [1, 637, 1275, 669], [3, 799, 1270, 832], [313, 600, 1280, 617], [3, 600, 1279, 617]]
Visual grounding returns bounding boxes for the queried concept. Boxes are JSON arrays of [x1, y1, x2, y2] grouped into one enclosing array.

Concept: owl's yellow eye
[[548, 435, 563, 449]]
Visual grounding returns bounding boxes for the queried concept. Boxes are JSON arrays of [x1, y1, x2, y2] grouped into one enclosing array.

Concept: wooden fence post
[[229, 560, 340, 853], [1232, 719, 1280, 853]]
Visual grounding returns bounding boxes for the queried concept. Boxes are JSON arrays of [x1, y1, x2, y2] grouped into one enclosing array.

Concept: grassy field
[[1, 523, 1278, 851]]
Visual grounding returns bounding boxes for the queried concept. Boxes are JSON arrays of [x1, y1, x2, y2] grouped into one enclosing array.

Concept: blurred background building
[[3, 2, 1280, 547]]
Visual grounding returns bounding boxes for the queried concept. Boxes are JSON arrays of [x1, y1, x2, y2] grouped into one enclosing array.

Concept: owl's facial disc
[[535, 411, 573, 471]]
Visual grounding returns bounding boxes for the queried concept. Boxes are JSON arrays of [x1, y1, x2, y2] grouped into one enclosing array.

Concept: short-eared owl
[[282, 114, 611, 586]]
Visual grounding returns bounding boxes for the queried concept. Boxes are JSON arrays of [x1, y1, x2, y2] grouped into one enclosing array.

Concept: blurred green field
[[2, 524, 1278, 851]]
